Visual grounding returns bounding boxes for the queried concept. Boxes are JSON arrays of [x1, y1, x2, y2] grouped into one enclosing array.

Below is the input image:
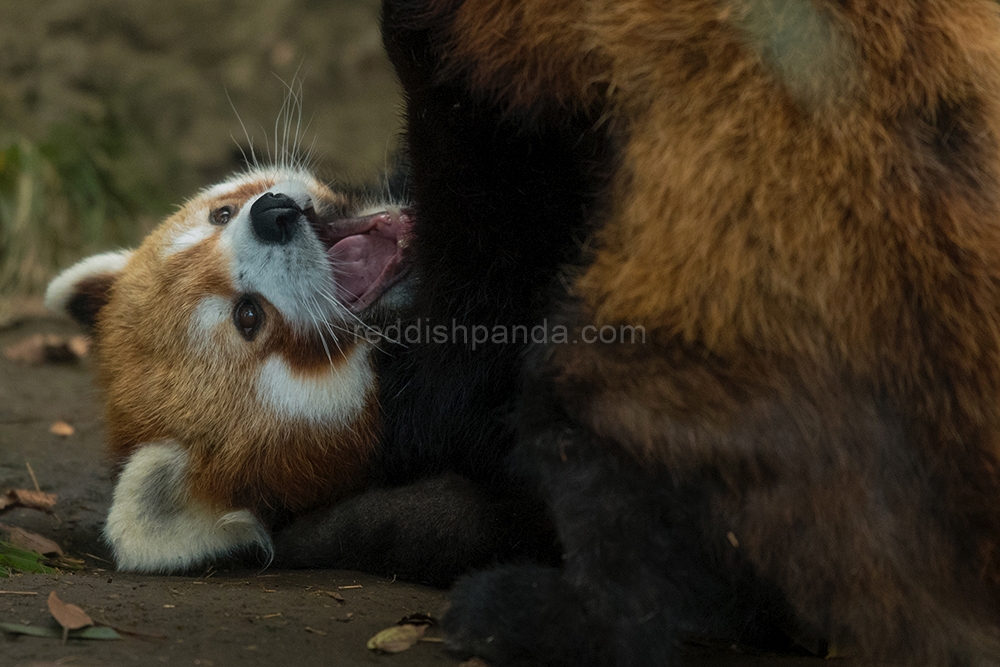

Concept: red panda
[[45, 166, 411, 573], [371, 0, 1000, 664]]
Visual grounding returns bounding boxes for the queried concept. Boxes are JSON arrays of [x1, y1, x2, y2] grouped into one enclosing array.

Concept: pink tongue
[[329, 233, 398, 305]]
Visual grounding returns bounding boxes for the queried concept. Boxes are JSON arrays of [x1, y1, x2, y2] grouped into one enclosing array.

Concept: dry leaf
[[2, 334, 87, 365], [49, 555, 85, 570], [826, 642, 848, 659], [67, 336, 90, 359], [397, 612, 436, 627], [459, 659, 491, 667], [48, 591, 93, 631], [3, 335, 47, 364], [2, 526, 62, 556], [0, 489, 58, 512], [367, 624, 426, 653], [49, 421, 74, 437]]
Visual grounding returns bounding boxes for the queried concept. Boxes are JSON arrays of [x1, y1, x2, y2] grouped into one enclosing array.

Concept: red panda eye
[[210, 206, 233, 225], [234, 297, 262, 341]]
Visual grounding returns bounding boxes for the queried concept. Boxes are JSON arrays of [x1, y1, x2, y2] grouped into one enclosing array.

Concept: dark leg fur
[[444, 438, 691, 667], [272, 474, 557, 588], [445, 392, 805, 667], [446, 565, 601, 667]]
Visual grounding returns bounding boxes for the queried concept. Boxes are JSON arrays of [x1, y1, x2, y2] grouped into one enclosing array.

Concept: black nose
[[250, 192, 302, 245]]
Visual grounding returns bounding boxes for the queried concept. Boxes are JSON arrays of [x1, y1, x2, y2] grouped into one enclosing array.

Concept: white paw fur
[[105, 441, 272, 573]]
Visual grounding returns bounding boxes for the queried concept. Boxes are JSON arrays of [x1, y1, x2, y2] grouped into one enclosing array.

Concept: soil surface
[[0, 0, 404, 189], [0, 317, 836, 667], [0, 315, 456, 667]]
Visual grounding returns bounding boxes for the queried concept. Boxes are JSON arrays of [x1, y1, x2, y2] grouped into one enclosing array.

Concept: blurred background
[[0, 0, 403, 321]]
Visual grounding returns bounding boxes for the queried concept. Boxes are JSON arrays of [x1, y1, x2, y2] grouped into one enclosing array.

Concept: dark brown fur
[[384, 0, 1000, 662]]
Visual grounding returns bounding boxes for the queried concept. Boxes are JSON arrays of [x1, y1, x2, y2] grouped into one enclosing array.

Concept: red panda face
[[46, 166, 412, 572]]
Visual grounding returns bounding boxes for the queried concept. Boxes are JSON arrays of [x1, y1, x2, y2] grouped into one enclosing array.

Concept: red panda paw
[[104, 441, 273, 573]]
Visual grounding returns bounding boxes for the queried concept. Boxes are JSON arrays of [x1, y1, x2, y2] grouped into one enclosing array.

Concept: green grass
[[0, 115, 173, 303]]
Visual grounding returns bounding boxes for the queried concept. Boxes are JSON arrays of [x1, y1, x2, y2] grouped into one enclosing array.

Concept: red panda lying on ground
[[45, 165, 411, 572]]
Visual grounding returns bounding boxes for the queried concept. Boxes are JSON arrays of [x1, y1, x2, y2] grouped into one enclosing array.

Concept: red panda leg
[[105, 441, 272, 572], [443, 414, 802, 667]]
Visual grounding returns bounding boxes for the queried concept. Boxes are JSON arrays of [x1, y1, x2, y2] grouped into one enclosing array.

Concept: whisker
[[304, 296, 335, 366], [315, 284, 396, 352], [310, 293, 349, 362], [226, 89, 260, 170]]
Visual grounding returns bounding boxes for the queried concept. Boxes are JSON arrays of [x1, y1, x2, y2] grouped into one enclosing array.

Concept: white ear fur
[[44, 250, 133, 324]]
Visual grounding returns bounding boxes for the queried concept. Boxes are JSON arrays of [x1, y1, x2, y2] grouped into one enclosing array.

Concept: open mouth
[[308, 208, 413, 311]]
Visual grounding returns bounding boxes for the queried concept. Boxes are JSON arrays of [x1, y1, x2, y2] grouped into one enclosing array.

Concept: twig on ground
[[25, 461, 40, 493]]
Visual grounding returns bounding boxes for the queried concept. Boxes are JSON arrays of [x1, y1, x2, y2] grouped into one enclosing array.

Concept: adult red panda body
[[375, 0, 1000, 663]]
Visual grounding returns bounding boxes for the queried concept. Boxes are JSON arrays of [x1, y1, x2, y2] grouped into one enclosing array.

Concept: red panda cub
[[45, 166, 411, 573]]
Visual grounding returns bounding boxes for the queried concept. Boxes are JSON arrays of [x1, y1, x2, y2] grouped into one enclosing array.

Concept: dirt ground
[[0, 316, 837, 667], [0, 0, 404, 188], [0, 314, 457, 667]]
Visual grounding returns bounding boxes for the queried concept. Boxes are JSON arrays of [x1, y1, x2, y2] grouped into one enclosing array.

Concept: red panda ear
[[45, 250, 133, 331]]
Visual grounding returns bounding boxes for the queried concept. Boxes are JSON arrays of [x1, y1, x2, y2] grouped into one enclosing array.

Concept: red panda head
[[46, 166, 411, 572]]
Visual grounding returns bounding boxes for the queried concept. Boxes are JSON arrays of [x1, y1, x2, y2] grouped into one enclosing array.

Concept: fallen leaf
[[48, 555, 84, 570], [0, 489, 58, 512], [69, 626, 121, 640], [367, 624, 426, 653], [0, 542, 58, 575], [48, 591, 93, 631], [826, 643, 848, 659], [2, 334, 88, 365], [2, 526, 63, 556], [459, 659, 491, 667], [0, 623, 120, 641], [0, 623, 61, 638], [67, 336, 90, 359], [397, 612, 436, 627], [3, 335, 47, 364], [49, 421, 74, 437], [107, 625, 167, 640]]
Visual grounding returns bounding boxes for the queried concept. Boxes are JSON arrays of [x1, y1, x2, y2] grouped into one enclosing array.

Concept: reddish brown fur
[[94, 183, 376, 520], [417, 0, 1000, 661]]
